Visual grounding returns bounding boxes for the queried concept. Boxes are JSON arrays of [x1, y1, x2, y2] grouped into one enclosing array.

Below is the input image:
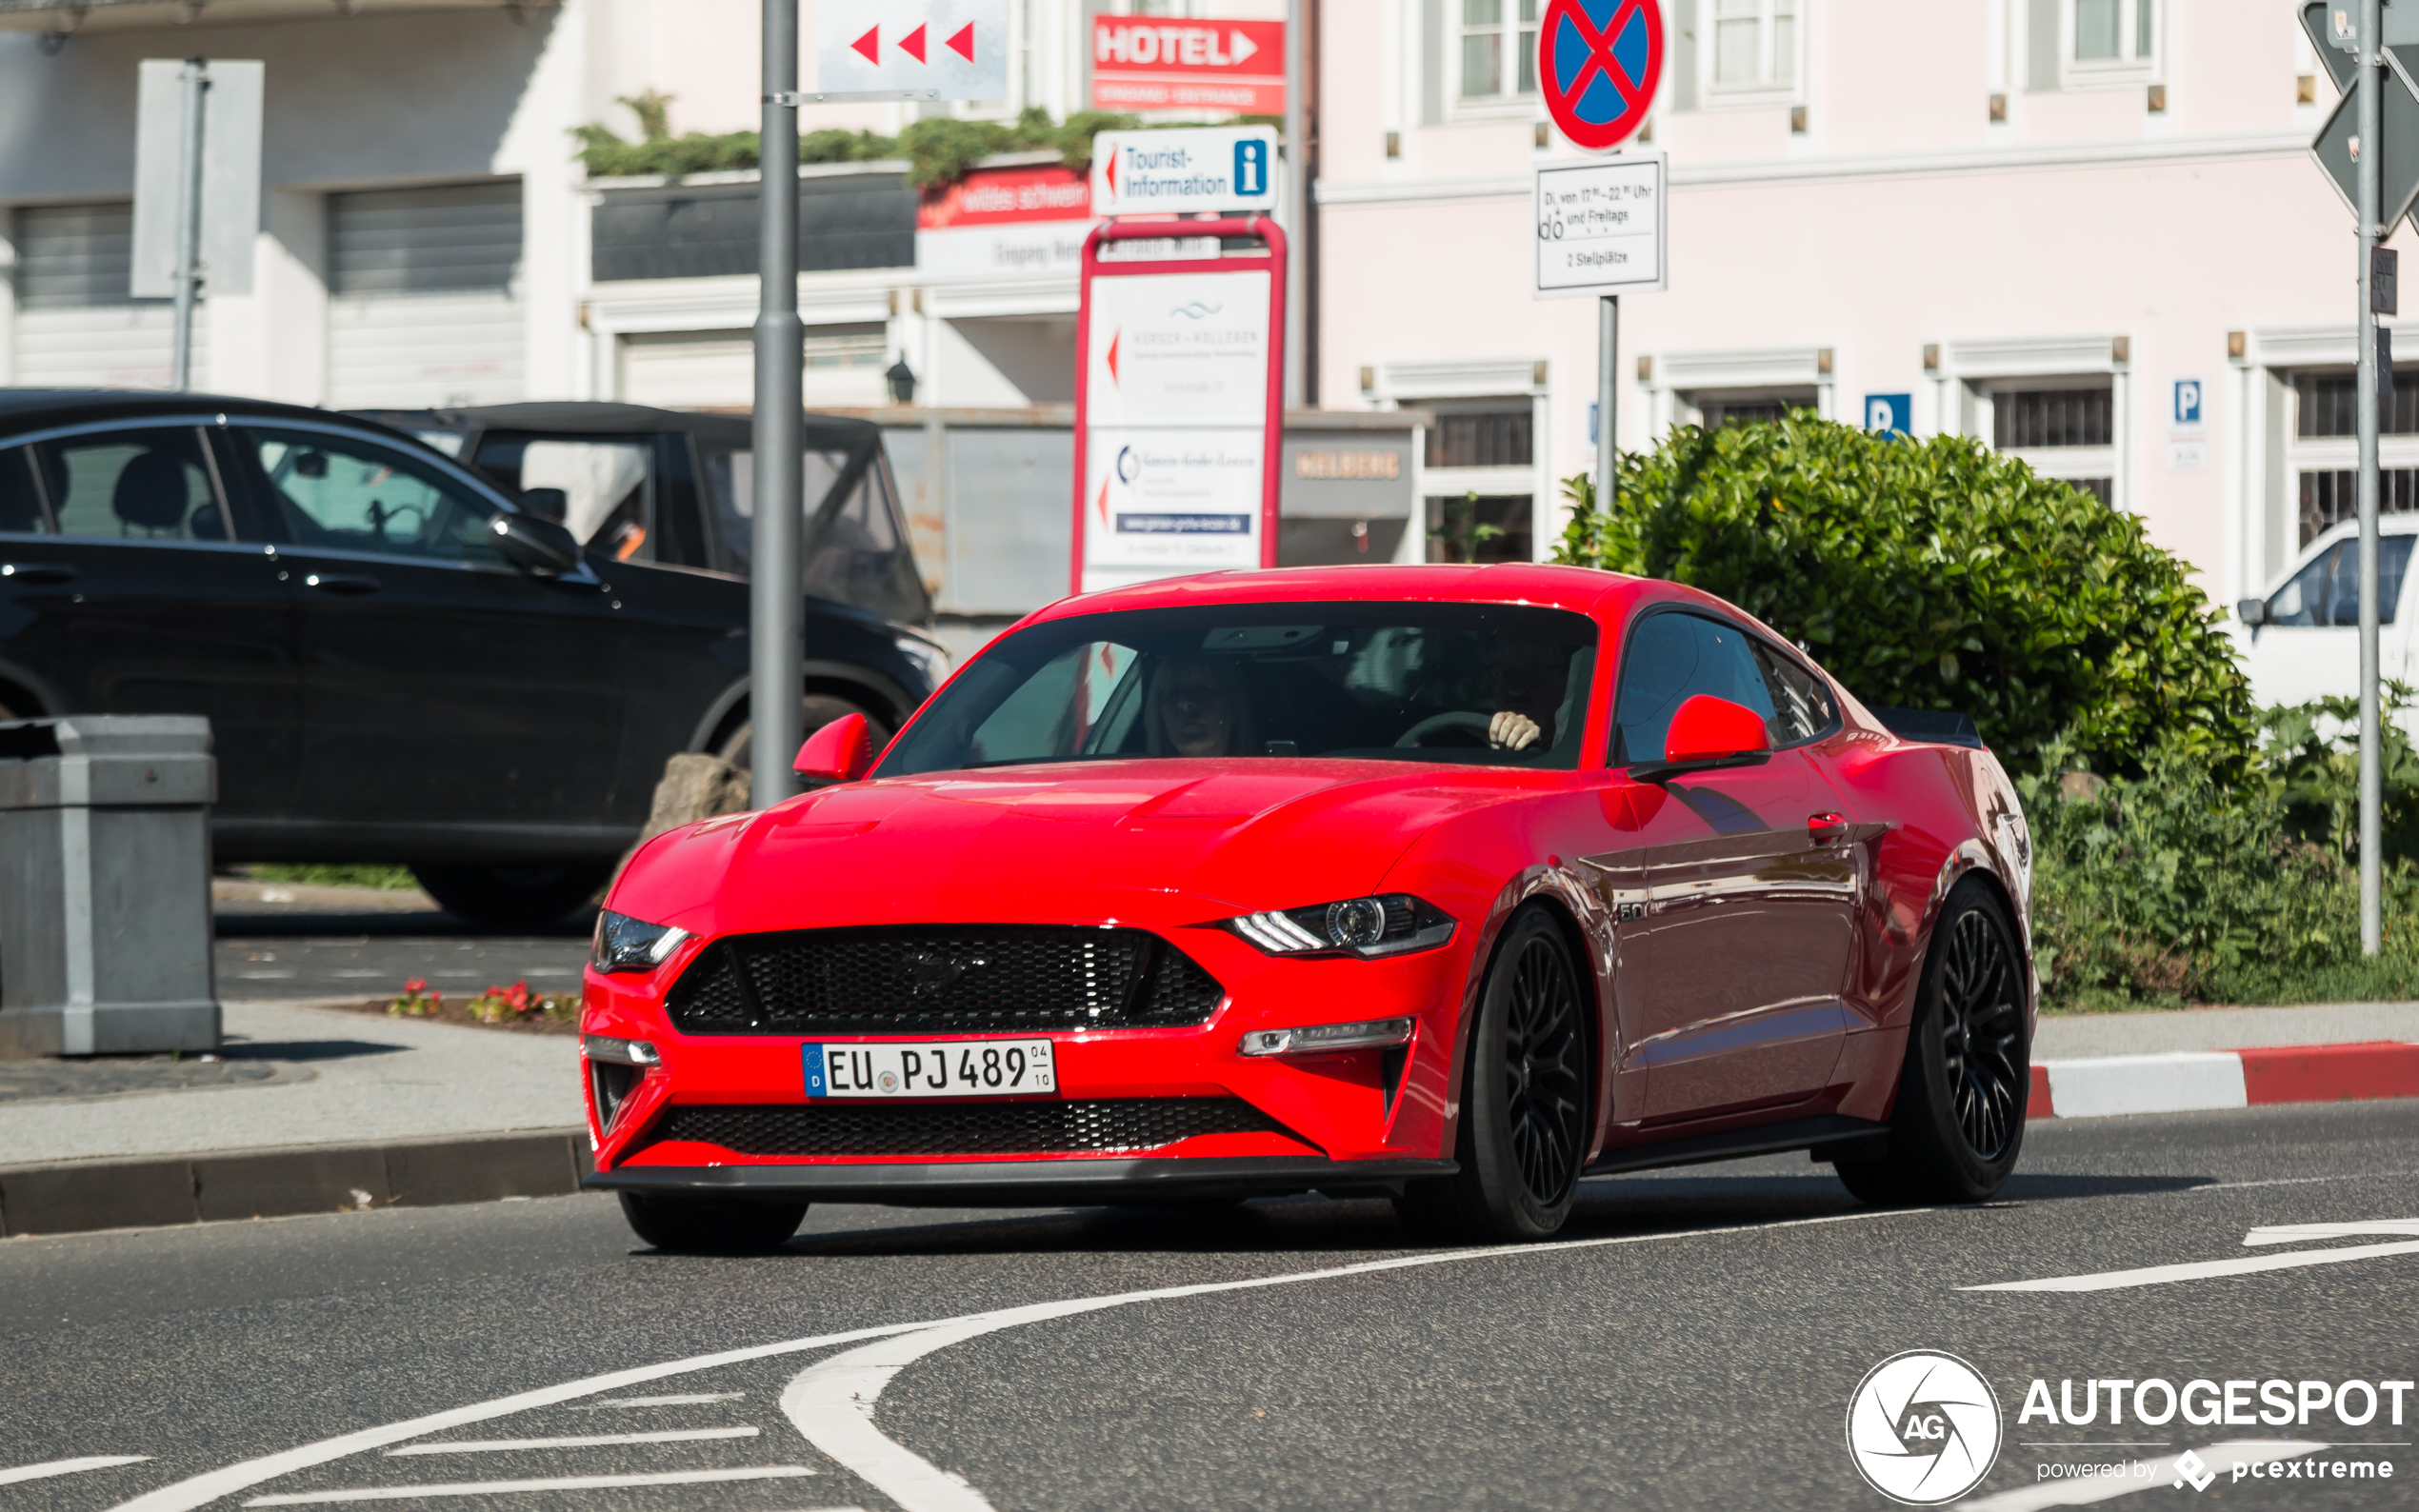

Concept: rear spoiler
[[1867, 706, 1985, 749]]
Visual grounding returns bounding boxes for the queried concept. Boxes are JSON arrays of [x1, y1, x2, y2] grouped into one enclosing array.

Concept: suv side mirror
[[1629, 695, 1772, 783], [2237, 596, 2269, 627], [488, 512, 582, 578], [794, 711, 876, 785], [520, 487, 570, 523]]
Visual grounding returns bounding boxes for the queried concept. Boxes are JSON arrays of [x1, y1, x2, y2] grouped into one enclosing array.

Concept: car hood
[[613, 759, 1529, 935]]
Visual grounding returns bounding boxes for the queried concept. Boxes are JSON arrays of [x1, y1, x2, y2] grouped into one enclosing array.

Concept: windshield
[[877, 602, 1599, 777]]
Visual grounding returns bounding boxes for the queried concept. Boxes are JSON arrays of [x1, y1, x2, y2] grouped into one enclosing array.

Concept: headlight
[[894, 632, 950, 693], [1226, 894, 1455, 958], [591, 910, 691, 973]]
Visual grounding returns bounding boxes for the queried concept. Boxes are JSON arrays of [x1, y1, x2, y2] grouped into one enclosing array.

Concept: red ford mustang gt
[[579, 564, 2035, 1251]]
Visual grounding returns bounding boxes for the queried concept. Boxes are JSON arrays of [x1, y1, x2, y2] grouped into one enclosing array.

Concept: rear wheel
[[618, 1192, 807, 1254], [1395, 905, 1588, 1242], [714, 695, 888, 770], [1833, 881, 2029, 1206], [410, 861, 612, 931]]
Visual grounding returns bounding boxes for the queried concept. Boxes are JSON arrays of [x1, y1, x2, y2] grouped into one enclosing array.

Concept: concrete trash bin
[[0, 715, 220, 1056]]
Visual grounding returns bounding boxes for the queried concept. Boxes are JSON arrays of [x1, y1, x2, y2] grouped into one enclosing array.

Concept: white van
[[2233, 515, 2419, 709]]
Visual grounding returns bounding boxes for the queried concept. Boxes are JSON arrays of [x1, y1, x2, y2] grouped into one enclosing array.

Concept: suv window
[[471, 432, 654, 563], [243, 427, 506, 566], [1612, 610, 1780, 765], [0, 447, 48, 534], [30, 428, 229, 542], [2266, 537, 2417, 626], [1750, 639, 1836, 746]]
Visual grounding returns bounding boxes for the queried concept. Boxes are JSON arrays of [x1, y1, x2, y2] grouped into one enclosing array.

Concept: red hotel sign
[[1090, 16, 1285, 114]]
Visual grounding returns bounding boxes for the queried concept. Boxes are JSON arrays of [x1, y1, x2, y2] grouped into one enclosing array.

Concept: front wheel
[[618, 1192, 808, 1254], [1395, 905, 1589, 1242], [1833, 881, 2029, 1206]]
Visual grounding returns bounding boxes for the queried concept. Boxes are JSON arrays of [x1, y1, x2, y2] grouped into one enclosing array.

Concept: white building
[[0, 0, 2392, 615]]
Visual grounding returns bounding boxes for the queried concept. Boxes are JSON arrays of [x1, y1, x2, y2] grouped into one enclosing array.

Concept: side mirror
[[794, 711, 876, 785], [1630, 694, 1771, 782], [520, 487, 570, 523], [2236, 596, 2269, 627], [489, 512, 582, 578]]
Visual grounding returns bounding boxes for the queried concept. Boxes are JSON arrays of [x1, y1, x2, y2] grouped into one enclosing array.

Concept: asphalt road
[[4, 1102, 2416, 1510], [213, 901, 593, 1003]]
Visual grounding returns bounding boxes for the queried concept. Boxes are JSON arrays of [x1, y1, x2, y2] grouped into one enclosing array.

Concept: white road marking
[[106, 1323, 930, 1512], [570, 1392, 745, 1410], [779, 1208, 1910, 1512], [1960, 1439, 2327, 1510], [241, 1466, 818, 1505], [2197, 1171, 2419, 1192], [330, 971, 389, 980], [1968, 1216, 2419, 1292], [2244, 1218, 2419, 1244], [0, 1457, 150, 1486], [384, 1427, 758, 1456]]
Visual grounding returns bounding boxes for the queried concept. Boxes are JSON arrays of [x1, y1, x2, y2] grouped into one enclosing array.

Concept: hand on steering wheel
[[1488, 711, 1542, 751]]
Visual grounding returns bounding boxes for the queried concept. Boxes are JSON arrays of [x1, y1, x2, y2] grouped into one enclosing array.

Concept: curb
[[0, 1130, 593, 1239], [2029, 1041, 2419, 1120]]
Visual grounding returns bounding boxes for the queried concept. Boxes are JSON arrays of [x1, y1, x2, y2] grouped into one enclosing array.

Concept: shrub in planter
[[1554, 417, 2258, 783]]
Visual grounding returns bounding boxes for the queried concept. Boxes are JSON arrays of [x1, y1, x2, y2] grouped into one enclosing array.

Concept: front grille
[[638, 1098, 1288, 1159], [664, 925, 1225, 1036]]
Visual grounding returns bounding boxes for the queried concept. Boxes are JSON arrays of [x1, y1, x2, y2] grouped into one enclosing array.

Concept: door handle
[[0, 563, 75, 585], [304, 572, 381, 595], [1809, 811, 1849, 845]]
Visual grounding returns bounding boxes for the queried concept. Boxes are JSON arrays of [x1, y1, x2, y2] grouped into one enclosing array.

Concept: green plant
[[464, 979, 580, 1025], [389, 977, 443, 1017], [252, 863, 420, 890], [1430, 491, 1505, 565], [2260, 683, 2419, 864], [1553, 417, 2259, 785]]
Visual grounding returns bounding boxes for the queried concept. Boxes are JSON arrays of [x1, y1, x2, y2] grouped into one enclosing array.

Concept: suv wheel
[[410, 861, 612, 931], [715, 696, 889, 770]]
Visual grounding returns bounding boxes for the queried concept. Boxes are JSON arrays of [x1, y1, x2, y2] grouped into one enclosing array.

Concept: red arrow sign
[[946, 22, 975, 60], [900, 23, 928, 62], [850, 24, 879, 63]]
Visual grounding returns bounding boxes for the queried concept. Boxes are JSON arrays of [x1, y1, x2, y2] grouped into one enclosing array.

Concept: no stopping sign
[[1539, 0, 1663, 151]]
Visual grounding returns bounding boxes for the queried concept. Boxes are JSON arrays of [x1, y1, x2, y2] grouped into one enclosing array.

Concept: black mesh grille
[[639, 1098, 1287, 1158], [664, 925, 1225, 1036]]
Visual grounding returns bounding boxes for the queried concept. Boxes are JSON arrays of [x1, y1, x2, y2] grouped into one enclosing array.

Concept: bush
[[1554, 417, 2258, 784]]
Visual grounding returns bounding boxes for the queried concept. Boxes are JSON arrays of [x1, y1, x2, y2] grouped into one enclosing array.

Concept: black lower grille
[[639, 1098, 1289, 1158], [665, 925, 1226, 1036]]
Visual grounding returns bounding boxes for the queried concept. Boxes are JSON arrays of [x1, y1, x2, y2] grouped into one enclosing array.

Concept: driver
[[1486, 639, 1569, 752], [1150, 656, 1254, 758]]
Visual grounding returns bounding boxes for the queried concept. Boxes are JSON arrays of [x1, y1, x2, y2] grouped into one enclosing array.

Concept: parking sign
[[2174, 379, 2204, 428], [1866, 394, 1911, 435]]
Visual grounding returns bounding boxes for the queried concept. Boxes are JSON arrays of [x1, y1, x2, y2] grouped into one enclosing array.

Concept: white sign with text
[[1533, 154, 1667, 298]]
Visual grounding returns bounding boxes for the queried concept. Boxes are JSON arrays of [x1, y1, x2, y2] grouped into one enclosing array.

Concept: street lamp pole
[[752, 0, 805, 807]]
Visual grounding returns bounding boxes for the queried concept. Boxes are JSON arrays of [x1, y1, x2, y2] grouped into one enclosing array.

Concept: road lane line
[[2244, 1218, 2419, 1244], [1964, 1238, 2419, 1292], [384, 1427, 758, 1456], [0, 1457, 150, 1486], [569, 1392, 746, 1410], [241, 1466, 818, 1505], [106, 1323, 930, 1512], [2196, 1171, 2419, 1191], [780, 1208, 1911, 1512], [1960, 1440, 2327, 1510]]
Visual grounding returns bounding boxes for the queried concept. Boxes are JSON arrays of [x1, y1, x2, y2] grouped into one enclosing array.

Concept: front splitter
[[585, 1155, 1456, 1206]]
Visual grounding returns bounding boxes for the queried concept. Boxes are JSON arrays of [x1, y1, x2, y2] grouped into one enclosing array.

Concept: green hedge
[[1554, 415, 2259, 784]]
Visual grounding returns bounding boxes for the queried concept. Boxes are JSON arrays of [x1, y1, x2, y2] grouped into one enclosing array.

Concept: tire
[[410, 861, 613, 931], [1394, 905, 1589, 1243], [1833, 881, 2029, 1206], [618, 1192, 808, 1254], [714, 695, 890, 769]]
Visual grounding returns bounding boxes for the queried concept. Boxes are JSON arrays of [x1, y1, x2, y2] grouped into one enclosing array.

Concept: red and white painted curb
[[2028, 1041, 2419, 1120]]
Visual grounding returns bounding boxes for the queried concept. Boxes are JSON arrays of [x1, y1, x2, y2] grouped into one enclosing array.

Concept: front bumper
[[585, 1155, 1456, 1206]]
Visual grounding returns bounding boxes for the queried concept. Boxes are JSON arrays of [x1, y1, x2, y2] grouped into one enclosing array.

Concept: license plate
[[804, 1039, 1057, 1099]]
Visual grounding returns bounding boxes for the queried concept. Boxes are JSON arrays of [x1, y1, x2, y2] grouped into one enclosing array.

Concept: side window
[[2266, 544, 2340, 627], [0, 447, 51, 535], [1611, 611, 1779, 765], [243, 428, 503, 566], [30, 428, 229, 542], [472, 433, 655, 563], [1750, 639, 1835, 746]]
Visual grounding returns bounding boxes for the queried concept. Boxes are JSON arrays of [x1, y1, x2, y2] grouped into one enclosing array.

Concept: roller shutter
[[327, 181, 524, 408], [10, 202, 204, 388]]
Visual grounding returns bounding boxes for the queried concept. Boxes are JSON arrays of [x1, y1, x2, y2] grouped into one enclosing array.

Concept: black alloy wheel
[[714, 695, 889, 773], [1396, 905, 1589, 1242], [1833, 881, 2029, 1206], [618, 1192, 809, 1254]]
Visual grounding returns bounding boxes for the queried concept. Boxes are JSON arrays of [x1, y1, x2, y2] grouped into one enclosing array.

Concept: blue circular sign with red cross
[[1539, 0, 1664, 151]]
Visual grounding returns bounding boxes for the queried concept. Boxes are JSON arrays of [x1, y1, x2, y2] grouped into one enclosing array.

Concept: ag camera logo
[[1847, 1350, 2004, 1504]]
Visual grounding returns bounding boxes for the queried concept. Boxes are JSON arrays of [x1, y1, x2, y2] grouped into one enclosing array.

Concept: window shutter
[[2027, 0, 2060, 90], [1422, 0, 1447, 124], [1674, 0, 1698, 110]]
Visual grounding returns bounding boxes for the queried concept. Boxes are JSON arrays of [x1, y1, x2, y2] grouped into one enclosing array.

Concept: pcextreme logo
[[1846, 1351, 2005, 1505]]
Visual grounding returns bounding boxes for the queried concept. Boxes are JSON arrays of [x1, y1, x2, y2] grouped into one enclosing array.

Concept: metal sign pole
[[752, 0, 805, 807], [1282, 0, 1307, 408], [1596, 295, 1617, 521], [2361, 0, 2386, 956], [169, 56, 207, 391]]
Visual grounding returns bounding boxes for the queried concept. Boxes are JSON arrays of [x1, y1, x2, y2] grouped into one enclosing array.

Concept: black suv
[[0, 390, 946, 927]]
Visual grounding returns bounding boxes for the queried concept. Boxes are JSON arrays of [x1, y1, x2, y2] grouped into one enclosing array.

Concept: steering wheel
[[1395, 710, 1493, 747]]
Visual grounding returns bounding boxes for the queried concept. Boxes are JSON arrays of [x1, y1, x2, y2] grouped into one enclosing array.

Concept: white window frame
[[2062, 0, 2160, 88], [2280, 368, 2419, 558], [1974, 375, 2122, 507], [1699, 0, 1802, 109], [1452, 0, 1541, 114]]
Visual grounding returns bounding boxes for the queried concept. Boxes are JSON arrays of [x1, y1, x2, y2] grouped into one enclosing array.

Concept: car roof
[[357, 401, 880, 448], [0, 388, 371, 430], [1028, 563, 1662, 623]]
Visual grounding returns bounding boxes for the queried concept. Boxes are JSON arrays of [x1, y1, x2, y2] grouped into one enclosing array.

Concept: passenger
[[1486, 639, 1570, 751], [1150, 656, 1254, 757]]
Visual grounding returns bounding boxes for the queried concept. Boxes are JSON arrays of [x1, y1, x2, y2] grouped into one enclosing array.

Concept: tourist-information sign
[[1539, 0, 1663, 150], [1533, 154, 1665, 297], [1090, 126, 1278, 216]]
